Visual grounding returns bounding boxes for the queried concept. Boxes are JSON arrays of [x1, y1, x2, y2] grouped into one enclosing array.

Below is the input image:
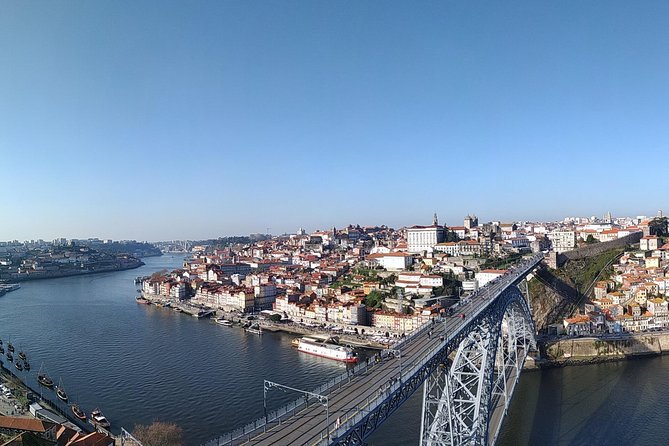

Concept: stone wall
[[544, 333, 669, 361], [556, 232, 642, 266]]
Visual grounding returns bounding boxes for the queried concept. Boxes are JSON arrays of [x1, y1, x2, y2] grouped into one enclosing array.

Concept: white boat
[[216, 319, 233, 327], [245, 323, 263, 335], [296, 336, 358, 363], [90, 408, 110, 429]]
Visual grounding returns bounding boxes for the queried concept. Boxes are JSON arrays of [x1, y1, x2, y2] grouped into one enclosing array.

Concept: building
[[548, 230, 577, 253], [366, 252, 414, 270], [406, 214, 445, 253], [476, 269, 507, 287], [640, 236, 660, 252]]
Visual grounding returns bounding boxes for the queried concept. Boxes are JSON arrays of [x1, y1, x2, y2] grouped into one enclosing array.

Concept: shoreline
[[139, 294, 395, 350], [1, 261, 144, 283]]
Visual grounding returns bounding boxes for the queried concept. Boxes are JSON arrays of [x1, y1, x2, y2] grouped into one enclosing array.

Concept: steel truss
[[421, 286, 536, 446]]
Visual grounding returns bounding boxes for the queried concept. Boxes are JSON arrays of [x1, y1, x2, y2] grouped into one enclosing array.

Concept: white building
[[406, 218, 445, 253], [366, 252, 414, 270], [548, 230, 577, 253], [476, 269, 507, 287]]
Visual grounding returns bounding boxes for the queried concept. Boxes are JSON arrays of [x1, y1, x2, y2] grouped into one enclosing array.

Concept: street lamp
[[263, 380, 330, 440]]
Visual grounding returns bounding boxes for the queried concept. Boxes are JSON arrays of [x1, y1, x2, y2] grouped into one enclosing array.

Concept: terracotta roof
[[0, 417, 54, 433]]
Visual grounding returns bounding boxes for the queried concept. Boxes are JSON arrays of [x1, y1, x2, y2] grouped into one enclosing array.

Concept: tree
[[133, 421, 183, 446], [650, 217, 669, 237], [269, 314, 282, 322], [585, 234, 598, 244], [364, 290, 384, 308]]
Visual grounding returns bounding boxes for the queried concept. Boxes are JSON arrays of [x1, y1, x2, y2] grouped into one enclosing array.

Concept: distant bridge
[[209, 253, 543, 446]]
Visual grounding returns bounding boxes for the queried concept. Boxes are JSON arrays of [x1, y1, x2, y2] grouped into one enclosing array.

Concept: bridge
[[209, 252, 544, 446]]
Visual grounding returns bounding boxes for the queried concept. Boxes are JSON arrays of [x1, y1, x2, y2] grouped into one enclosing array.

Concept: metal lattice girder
[[421, 286, 537, 446]]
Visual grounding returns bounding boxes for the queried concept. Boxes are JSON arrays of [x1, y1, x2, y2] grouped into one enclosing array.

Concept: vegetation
[[133, 421, 184, 446], [269, 314, 282, 322], [650, 216, 668, 238], [364, 290, 384, 308], [444, 230, 460, 242], [585, 234, 598, 244], [480, 252, 524, 270]]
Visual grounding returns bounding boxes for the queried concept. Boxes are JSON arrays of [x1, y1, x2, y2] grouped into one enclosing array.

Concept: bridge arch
[[421, 286, 536, 446]]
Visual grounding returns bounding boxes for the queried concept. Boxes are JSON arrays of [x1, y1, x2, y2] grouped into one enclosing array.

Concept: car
[[459, 313, 465, 319]]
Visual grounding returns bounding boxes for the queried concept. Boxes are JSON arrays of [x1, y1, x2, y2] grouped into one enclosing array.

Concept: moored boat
[[15, 361, 23, 371], [6, 352, 13, 362], [18, 351, 26, 361], [135, 296, 150, 304], [0, 345, 4, 355], [23, 361, 30, 371], [37, 364, 54, 388], [7, 342, 14, 353], [90, 408, 111, 429], [72, 404, 86, 421], [245, 323, 263, 335], [296, 336, 358, 363], [56, 378, 68, 401], [216, 318, 233, 327]]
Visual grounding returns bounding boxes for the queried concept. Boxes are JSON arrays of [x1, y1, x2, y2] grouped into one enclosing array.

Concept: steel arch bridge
[[211, 254, 542, 446]]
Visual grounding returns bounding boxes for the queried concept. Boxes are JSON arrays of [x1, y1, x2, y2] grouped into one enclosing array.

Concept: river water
[[1, 254, 667, 445]]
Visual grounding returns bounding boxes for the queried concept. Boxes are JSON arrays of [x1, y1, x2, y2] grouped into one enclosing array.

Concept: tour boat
[[72, 404, 86, 421], [90, 408, 111, 429], [296, 336, 358, 363]]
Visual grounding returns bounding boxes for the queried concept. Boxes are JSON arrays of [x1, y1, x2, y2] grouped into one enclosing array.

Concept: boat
[[6, 352, 12, 361], [72, 404, 86, 421], [295, 336, 358, 363], [56, 378, 68, 402], [90, 408, 111, 429], [0, 345, 4, 355], [24, 361, 30, 371], [245, 323, 263, 335], [37, 364, 54, 388], [18, 351, 26, 361], [173, 307, 183, 313], [216, 318, 233, 327], [15, 360, 23, 371], [7, 342, 14, 353], [135, 296, 150, 304]]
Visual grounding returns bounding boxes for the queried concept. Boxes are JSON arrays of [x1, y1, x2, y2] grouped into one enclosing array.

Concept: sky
[[1, 1, 668, 241]]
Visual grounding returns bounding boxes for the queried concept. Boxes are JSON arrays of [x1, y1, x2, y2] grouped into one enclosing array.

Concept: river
[[1, 254, 667, 445]]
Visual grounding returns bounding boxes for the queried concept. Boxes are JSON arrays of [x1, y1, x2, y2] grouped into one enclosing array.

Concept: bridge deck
[[225, 254, 543, 446]]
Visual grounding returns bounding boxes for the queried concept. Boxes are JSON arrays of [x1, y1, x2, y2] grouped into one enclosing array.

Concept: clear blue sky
[[1, 1, 667, 241]]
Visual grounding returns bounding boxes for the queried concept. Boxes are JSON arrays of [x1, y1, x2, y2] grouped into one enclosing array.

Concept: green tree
[[650, 217, 669, 237], [364, 290, 384, 308], [585, 234, 598, 244], [269, 314, 282, 322]]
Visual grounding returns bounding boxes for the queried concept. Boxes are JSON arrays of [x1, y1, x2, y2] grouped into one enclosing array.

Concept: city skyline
[[2, 1, 668, 241]]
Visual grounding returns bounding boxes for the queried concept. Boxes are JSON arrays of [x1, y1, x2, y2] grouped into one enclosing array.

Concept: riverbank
[[4, 260, 144, 282], [528, 331, 669, 369], [139, 294, 394, 350]]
